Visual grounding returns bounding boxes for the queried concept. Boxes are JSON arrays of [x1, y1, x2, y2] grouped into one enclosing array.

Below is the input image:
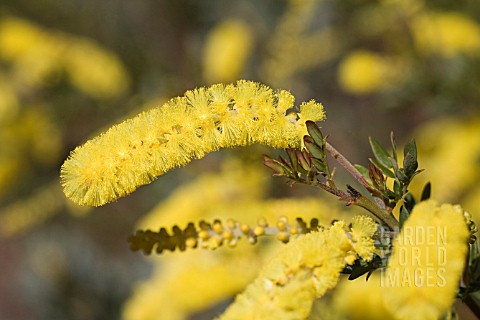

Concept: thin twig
[[325, 141, 373, 192]]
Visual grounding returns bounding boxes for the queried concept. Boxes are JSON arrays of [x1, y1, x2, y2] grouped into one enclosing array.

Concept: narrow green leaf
[[395, 168, 409, 184], [369, 158, 395, 178], [286, 148, 298, 172], [404, 193, 415, 211], [354, 164, 372, 184], [403, 154, 418, 177], [306, 120, 324, 147], [390, 131, 397, 163], [369, 137, 392, 169], [263, 156, 293, 177], [304, 136, 325, 159], [312, 158, 327, 172], [421, 182, 431, 201], [393, 180, 401, 195], [399, 205, 409, 229], [403, 139, 417, 162], [369, 162, 385, 187], [348, 265, 371, 280], [297, 150, 311, 171]]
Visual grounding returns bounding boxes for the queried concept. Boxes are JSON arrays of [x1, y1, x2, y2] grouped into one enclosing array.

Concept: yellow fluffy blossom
[[202, 19, 253, 84], [408, 117, 480, 203], [338, 50, 404, 94], [0, 16, 129, 97], [382, 200, 469, 320], [412, 12, 480, 57], [61, 81, 325, 206], [64, 38, 129, 99], [218, 221, 375, 320], [350, 215, 377, 261], [123, 242, 262, 320], [1, 182, 63, 236]]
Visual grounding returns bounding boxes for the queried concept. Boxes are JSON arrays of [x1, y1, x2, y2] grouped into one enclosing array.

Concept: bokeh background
[[0, 0, 479, 319]]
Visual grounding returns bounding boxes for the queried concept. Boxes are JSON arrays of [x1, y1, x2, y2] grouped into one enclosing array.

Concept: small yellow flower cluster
[[409, 117, 480, 204], [337, 50, 405, 95], [0, 182, 88, 237], [218, 220, 377, 320], [0, 16, 129, 98], [61, 81, 325, 206], [412, 12, 480, 57], [350, 215, 378, 261]]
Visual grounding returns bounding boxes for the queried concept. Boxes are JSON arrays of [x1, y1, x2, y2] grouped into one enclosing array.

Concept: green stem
[[354, 196, 398, 230], [304, 178, 397, 230]]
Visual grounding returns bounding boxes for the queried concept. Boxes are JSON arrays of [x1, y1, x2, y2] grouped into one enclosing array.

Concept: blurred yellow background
[[0, 0, 479, 319]]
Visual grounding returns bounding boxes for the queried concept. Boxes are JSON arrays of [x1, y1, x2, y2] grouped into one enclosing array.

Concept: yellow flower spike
[[61, 81, 325, 206], [382, 200, 469, 320], [218, 223, 356, 320], [412, 11, 480, 57]]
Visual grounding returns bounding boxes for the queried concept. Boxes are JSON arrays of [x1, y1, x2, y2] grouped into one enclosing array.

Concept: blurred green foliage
[[0, 0, 479, 319]]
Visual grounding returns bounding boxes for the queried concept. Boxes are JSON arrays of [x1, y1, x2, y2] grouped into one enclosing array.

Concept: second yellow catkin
[[61, 80, 325, 207]]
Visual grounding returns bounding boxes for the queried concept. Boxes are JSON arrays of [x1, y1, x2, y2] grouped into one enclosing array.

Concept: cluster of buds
[[128, 216, 323, 255]]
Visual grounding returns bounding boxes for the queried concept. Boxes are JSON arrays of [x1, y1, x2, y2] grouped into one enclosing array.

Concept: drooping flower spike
[[61, 81, 325, 206]]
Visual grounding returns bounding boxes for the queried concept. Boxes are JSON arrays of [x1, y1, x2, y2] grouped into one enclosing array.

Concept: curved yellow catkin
[[217, 221, 372, 320], [382, 200, 469, 320], [61, 80, 325, 206]]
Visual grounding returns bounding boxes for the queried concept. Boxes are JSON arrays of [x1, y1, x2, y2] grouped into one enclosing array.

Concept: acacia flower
[[350, 215, 378, 261], [61, 81, 325, 206], [382, 200, 469, 320], [218, 220, 376, 320]]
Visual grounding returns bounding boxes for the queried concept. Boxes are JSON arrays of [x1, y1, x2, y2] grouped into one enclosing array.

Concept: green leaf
[[369, 137, 392, 169], [403, 139, 417, 162], [421, 182, 431, 201], [306, 120, 324, 147], [304, 136, 325, 159], [404, 193, 415, 211], [399, 205, 410, 230], [263, 156, 294, 177], [296, 150, 311, 171], [390, 131, 397, 163], [369, 158, 395, 178], [354, 164, 372, 184], [367, 163, 383, 191], [393, 180, 401, 195], [312, 158, 327, 172], [285, 148, 298, 172], [395, 168, 409, 184], [403, 154, 418, 177]]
